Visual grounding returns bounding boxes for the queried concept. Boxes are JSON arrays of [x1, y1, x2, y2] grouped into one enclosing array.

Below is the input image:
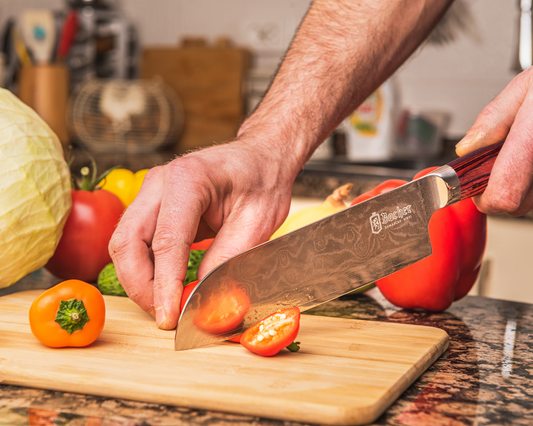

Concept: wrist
[[237, 101, 324, 178]]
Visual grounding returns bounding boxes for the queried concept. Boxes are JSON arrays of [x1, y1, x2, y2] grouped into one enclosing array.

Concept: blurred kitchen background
[[1, 0, 532, 303]]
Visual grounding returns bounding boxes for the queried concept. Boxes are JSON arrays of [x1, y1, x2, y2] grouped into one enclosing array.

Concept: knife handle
[[447, 140, 504, 201]]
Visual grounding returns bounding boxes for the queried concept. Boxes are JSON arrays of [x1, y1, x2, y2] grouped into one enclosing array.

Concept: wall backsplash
[[1, 0, 517, 138]]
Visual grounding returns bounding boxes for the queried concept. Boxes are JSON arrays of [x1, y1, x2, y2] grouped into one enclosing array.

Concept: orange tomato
[[29, 280, 106, 348]]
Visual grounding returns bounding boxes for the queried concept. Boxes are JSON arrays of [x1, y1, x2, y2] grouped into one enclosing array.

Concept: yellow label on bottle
[[349, 88, 383, 137]]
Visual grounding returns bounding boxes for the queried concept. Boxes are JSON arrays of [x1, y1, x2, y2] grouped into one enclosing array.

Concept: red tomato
[[241, 308, 300, 357], [180, 279, 243, 342], [190, 238, 214, 250], [45, 189, 124, 282], [180, 280, 199, 314], [193, 285, 250, 334]]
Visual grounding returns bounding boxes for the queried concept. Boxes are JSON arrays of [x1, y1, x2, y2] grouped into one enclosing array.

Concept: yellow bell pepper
[[99, 168, 149, 207]]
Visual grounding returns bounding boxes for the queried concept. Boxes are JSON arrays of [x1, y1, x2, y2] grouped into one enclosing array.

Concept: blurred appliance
[[68, 79, 184, 153], [65, 2, 138, 88]]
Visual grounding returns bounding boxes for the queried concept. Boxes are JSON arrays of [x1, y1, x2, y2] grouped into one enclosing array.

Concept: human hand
[[455, 68, 533, 217], [108, 139, 296, 329]]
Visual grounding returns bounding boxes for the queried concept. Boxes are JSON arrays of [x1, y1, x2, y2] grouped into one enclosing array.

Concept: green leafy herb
[[184, 249, 207, 285]]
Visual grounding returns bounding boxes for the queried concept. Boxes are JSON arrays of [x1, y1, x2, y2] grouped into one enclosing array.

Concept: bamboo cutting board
[[0, 290, 448, 425]]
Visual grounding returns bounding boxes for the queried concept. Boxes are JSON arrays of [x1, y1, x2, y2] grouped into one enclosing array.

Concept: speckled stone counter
[[1, 271, 532, 425]]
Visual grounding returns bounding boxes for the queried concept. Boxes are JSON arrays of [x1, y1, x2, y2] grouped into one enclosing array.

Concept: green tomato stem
[[55, 299, 90, 334], [286, 341, 300, 352], [80, 167, 92, 191]]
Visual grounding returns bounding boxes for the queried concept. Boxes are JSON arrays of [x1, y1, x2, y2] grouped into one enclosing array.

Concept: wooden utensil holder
[[18, 64, 70, 147]]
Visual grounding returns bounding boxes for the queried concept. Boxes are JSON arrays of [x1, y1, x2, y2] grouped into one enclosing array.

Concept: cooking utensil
[[0, 290, 448, 426], [20, 9, 56, 64], [10, 24, 32, 66], [56, 9, 78, 61], [176, 140, 504, 351]]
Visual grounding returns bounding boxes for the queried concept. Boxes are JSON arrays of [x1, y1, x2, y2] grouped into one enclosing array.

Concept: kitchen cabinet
[[478, 216, 533, 304]]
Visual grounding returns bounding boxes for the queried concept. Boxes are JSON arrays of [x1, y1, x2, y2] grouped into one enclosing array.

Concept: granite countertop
[[1, 271, 532, 425]]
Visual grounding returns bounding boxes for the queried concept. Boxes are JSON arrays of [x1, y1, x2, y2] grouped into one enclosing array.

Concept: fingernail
[[456, 131, 484, 155], [155, 306, 167, 327]]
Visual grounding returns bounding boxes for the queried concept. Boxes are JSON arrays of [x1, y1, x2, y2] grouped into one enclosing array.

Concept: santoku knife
[[175, 140, 504, 351]]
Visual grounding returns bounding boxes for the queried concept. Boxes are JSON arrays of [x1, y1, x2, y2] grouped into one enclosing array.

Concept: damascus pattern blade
[[175, 175, 448, 351]]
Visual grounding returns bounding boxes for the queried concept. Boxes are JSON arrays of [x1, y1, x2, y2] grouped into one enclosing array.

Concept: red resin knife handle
[[447, 140, 505, 201]]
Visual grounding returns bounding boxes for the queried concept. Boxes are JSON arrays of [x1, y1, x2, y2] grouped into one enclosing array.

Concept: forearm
[[238, 0, 453, 174]]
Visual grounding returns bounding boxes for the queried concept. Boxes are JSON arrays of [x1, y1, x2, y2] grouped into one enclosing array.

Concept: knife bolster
[[426, 165, 462, 207], [447, 140, 504, 201]]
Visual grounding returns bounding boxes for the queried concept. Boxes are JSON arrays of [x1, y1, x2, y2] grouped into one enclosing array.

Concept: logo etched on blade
[[370, 212, 382, 234], [370, 205, 413, 234]]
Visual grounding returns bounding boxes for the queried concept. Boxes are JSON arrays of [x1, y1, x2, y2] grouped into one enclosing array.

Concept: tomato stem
[[80, 167, 92, 191], [69, 149, 123, 192], [286, 341, 300, 352], [55, 299, 90, 334]]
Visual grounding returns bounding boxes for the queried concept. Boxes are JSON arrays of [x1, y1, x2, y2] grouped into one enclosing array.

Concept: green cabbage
[[0, 89, 72, 288]]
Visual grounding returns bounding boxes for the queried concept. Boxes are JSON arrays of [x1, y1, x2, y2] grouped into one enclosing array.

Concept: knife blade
[[175, 140, 504, 351]]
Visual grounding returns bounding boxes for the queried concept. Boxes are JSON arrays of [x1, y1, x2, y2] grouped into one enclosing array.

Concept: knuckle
[[488, 192, 522, 215], [143, 165, 163, 183], [166, 156, 208, 185], [151, 226, 186, 256], [108, 228, 132, 260]]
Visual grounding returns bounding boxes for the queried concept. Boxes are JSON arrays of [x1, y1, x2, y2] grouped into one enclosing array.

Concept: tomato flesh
[[180, 280, 244, 342], [241, 308, 300, 357], [193, 286, 250, 334]]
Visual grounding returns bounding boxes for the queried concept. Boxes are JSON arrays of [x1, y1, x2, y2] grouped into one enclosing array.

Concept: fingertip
[[155, 306, 174, 329], [154, 284, 183, 329], [455, 131, 484, 156]]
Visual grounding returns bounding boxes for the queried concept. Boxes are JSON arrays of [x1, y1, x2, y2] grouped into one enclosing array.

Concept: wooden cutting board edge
[[0, 334, 448, 426], [0, 291, 449, 425]]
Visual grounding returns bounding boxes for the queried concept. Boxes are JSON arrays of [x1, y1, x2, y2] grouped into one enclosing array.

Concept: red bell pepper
[[351, 168, 487, 311]]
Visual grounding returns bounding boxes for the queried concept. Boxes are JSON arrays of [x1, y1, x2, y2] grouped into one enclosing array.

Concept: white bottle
[[342, 78, 400, 162]]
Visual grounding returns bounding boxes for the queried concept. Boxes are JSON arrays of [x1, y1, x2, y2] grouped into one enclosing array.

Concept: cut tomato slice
[[227, 334, 242, 343], [180, 280, 200, 315], [193, 286, 250, 335], [241, 308, 300, 357]]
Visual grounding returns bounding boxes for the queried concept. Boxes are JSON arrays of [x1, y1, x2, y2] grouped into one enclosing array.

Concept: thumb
[[455, 71, 530, 157], [197, 216, 276, 280]]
